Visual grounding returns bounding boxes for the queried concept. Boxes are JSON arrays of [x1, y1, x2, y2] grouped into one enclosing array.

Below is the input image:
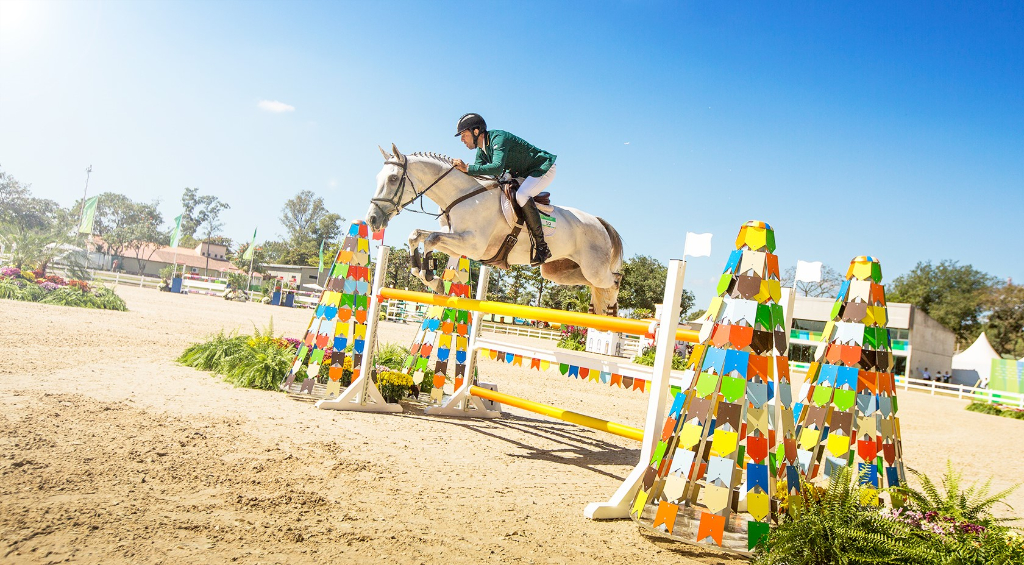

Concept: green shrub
[[418, 368, 436, 396], [632, 345, 688, 370], [755, 467, 933, 564], [177, 322, 298, 391], [373, 342, 410, 370], [0, 280, 20, 300], [178, 331, 249, 372], [377, 371, 413, 403], [966, 401, 1024, 420], [225, 336, 295, 390]]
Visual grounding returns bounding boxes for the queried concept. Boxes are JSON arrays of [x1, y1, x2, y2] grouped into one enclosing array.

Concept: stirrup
[[530, 244, 551, 267]]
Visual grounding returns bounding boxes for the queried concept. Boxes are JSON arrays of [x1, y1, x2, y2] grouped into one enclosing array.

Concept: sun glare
[[0, 0, 45, 46]]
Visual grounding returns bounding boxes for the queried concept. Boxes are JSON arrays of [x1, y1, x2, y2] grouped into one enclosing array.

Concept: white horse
[[366, 144, 624, 315]]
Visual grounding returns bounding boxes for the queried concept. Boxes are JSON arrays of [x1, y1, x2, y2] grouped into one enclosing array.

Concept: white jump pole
[[425, 263, 501, 418], [584, 258, 687, 520], [317, 244, 402, 413]]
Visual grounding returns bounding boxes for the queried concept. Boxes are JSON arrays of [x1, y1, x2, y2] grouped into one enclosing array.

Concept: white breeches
[[516, 164, 556, 206]]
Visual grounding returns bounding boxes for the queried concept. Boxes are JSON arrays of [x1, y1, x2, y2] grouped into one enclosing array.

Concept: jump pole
[[379, 288, 699, 343], [468, 385, 643, 441]]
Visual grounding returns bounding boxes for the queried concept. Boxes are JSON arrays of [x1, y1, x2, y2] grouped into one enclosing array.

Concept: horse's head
[[366, 143, 409, 232]]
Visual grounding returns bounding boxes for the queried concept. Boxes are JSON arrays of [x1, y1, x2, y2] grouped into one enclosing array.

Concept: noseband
[[370, 157, 457, 222]]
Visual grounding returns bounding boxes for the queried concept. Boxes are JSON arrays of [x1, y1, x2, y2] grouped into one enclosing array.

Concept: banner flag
[[318, 239, 326, 273], [78, 196, 99, 234], [795, 260, 823, 283], [242, 227, 257, 261], [169, 214, 183, 247], [683, 232, 713, 258]]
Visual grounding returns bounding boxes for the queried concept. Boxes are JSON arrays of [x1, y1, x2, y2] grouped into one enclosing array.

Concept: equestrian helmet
[[455, 113, 486, 136]]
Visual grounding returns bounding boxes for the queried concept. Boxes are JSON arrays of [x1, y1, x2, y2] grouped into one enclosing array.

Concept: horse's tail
[[596, 217, 623, 272]]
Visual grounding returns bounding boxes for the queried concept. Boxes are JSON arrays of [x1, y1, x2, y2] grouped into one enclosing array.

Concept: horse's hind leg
[[590, 285, 620, 317], [579, 261, 620, 316]]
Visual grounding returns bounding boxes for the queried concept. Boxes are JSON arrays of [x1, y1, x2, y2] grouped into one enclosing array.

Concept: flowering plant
[[67, 280, 91, 292], [0, 267, 20, 278], [39, 282, 59, 291]]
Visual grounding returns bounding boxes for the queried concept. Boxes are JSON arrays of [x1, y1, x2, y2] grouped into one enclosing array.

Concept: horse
[[366, 144, 624, 316]]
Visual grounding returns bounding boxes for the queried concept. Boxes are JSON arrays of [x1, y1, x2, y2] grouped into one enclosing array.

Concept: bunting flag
[[475, 347, 649, 393], [402, 256, 474, 403], [791, 256, 905, 502], [78, 196, 99, 234], [630, 220, 791, 554], [282, 221, 373, 398]]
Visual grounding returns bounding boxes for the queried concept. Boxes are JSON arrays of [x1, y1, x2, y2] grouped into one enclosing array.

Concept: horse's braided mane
[[410, 152, 455, 165], [408, 151, 497, 186]]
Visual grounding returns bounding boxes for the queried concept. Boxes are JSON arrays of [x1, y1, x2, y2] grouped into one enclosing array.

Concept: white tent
[[951, 332, 1001, 387]]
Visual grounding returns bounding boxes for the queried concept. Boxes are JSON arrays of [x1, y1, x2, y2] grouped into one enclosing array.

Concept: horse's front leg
[[421, 230, 487, 259]]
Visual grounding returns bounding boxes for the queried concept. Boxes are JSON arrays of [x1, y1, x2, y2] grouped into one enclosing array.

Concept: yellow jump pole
[[379, 288, 698, 343], [469, 386, 643, 442]]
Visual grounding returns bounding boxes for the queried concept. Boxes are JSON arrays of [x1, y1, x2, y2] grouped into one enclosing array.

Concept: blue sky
[[1, 0, 1021, 308]]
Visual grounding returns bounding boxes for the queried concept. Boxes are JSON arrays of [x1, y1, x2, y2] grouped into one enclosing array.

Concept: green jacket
[[466, 129, 556, 178]]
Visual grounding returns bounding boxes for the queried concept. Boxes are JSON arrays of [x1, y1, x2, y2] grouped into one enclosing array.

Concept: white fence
[[895, 375, 1024, 408]]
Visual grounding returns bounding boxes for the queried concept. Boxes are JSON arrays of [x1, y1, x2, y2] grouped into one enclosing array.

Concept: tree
[[500, 265, 534, 305], [981, 282, 1024, 358], [278, 191, 344, 266], [541, 284, 590, 313], [0, 170, 75, 272], [887, 260, 997, 344], [71, 193, 166, 270], [231, 242, 271, 275], [178, 188, 230, 252], [522, 266, 550, 307], [781, 264, 845, 297], [121, 201, 167, 274], [618, 254, 695, 316], [179, 189, 230, 274]]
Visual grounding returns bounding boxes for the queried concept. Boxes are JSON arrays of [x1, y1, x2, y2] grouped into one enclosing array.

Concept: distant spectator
[[921, 367, 932, 381], [943, 371, 952, 383]]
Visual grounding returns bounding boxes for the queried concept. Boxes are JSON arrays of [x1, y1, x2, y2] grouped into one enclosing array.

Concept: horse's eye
[[388, 175, 397, 183]]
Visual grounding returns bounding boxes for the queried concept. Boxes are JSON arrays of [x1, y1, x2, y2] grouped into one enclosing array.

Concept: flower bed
[[0, 267, 127, 311]]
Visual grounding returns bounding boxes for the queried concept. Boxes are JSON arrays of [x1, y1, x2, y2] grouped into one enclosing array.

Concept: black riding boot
[[521, 198, 551, 266]]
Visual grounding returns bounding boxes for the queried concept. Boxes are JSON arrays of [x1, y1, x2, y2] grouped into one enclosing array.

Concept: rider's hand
[[452, 159, 468, 173]]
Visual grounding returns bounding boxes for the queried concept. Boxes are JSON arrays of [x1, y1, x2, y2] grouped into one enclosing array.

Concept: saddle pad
[[500, 193, 555, 237]]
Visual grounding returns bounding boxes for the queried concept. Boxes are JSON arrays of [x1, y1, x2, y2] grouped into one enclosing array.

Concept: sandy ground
[[1, 286, 1021, 565]]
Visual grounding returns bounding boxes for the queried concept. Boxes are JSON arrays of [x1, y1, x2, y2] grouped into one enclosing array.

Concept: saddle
[[414, 180, 554, 277], [482, 180, 553, 269]]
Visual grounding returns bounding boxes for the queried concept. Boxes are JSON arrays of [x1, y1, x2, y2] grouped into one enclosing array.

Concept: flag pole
[[246, 249, 256, 297], [79, 166, 93, 269]]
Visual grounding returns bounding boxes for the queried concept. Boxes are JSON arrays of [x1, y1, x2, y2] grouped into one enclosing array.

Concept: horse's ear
[[391, 143, 404, 160], [378, 145, 391, 161]]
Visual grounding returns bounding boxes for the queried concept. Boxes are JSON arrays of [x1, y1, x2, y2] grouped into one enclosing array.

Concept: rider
[[451, 113, 556, 266]]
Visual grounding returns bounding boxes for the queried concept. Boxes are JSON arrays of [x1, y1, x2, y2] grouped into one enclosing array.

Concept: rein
[[370, 156, 495, 227]]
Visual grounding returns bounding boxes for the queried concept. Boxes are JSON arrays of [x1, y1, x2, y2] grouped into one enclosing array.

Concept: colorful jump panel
[[282, 221, 375, 397], [630, 220, 791, 553], [791, 255, 905, 503], [404, 256, 474, 402]]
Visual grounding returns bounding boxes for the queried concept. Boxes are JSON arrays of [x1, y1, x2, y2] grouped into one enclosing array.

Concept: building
[[116, 242, 242, 278], [261, 264, 323, 290], [787, 295, 956, 378]]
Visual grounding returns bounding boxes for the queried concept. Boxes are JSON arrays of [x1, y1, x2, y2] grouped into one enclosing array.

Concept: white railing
[[895, 375, 1024, 408], [480, 321, 561, 340]]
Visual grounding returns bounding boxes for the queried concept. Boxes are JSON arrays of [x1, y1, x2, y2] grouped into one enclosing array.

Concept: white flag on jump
[[794, 260, 822, 283], [683, 232, 712, 258]]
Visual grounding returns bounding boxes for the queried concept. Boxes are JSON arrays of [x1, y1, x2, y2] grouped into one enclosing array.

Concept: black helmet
[[455, 113, 486, 136]]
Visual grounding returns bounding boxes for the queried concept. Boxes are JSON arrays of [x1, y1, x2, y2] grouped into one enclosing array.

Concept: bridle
[[370, 155, 493, 227]]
